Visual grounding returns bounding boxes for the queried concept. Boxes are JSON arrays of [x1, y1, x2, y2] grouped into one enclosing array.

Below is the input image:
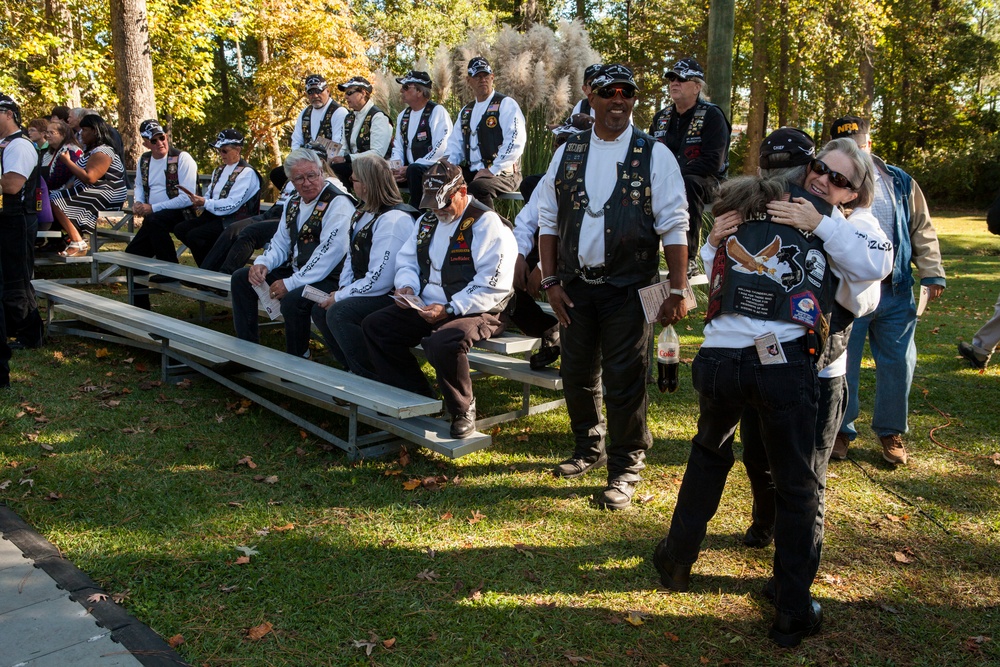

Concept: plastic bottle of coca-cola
[[657, 325, 680, 393]]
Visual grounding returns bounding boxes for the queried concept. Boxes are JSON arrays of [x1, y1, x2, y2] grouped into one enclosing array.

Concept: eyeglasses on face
[[400, 84, 411, 92], [595, 85, 637, 100], [809, 159, 858, 190], [345, 89, 364, 97], [292, 172, 323, 185]]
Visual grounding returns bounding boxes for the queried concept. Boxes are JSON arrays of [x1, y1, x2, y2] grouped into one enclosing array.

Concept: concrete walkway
[[0, 507, 186, 667]]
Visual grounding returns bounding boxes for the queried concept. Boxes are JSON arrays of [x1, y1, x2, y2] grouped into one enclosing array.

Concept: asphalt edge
[[0, 503, 190, 666]]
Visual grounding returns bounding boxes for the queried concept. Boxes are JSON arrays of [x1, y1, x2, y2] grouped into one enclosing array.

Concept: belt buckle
[[577, 267, 606, 285]]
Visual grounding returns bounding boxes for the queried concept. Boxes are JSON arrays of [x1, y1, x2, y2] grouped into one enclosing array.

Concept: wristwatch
[[444, 303, 455, 316], [669, 288, 687, 297]]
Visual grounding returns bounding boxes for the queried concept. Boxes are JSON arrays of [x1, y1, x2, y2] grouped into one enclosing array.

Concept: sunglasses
[[306, 88, 325, 95], [150, 135, 167, 144], [666, 74, 690, 83], [809, 159, 858, 190], [596, 85, 637, 100], [345, 89, 364, 97]]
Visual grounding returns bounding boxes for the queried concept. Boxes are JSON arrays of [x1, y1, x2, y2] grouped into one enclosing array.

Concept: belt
[[576, 266, 606, 285]]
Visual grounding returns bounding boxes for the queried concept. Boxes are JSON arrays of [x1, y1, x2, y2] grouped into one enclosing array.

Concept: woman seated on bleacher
[[48, 114, 126, 257], [311, 154, 415, 378], [36, 120, 83, 248]]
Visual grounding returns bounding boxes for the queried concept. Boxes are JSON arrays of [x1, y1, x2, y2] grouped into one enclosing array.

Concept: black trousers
[[508, 289, 558, 346], [0, 212, 43, 347], [362, 305, 504, 415], [0, 245, 10, 386], [461, 168, 521, 210], [405, 162, 432, 208], [175, 212, 235, 267], [682, 173, 720, 260], [126, 208, 189, 264], [201, 208, 281, 274], [559, 279, 651, 481]]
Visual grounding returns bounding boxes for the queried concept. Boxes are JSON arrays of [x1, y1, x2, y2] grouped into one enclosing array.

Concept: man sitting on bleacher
[[125, 119, 199, 306], [362, 161, 516, 439], [231, 147, 353, 358]]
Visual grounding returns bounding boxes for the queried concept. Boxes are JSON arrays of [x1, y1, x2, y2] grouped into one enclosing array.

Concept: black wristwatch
[[444, 303, 455, 316]]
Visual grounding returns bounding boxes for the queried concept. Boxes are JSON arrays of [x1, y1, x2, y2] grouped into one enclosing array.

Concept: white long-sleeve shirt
[[701, 204, 892, 376], [391, 103, 453, 166], [291, 100, 348, 150], [336, 208, 414, 300], [204, 162, 260, 217], [536, 124, 689, 266], [513, 190, 540, 257], [340, 100, 393, 159], [133, 150, 198, 212], [445, 91, 526, 175], [395, 206, 516, 315], [255, 184, 354, 292]]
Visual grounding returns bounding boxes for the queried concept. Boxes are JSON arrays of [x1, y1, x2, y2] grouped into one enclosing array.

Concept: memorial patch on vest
[[486, 116, 497, 128], [805, 249, 827, 287], [790, 291, 820, 327], [726, 235, 804, 292], [459, 217, 474, 230]]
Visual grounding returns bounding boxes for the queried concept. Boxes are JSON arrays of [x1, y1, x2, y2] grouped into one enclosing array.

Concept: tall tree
[[109, 0, 156, 167], [706, 0, 735, 121]]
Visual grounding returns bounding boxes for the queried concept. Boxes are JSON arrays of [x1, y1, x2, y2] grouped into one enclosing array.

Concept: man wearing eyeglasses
[[535, 64, 690, 510], [444, 57, 526, 210], [390, 70, 453, 209], [330, 76, 392, 187], [291, 74, 346, 151], [125, 119, 200, 306], [829, 115, 945, 466], [231, 147, 353, 357], [650, 58, 732, 277]]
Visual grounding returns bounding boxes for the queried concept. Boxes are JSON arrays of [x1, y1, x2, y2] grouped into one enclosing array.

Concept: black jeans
[[0, 212, 43, 346], [560, 280, 651, 481], [0, 246, 10, 386], [231, 266, 338, 357], [362, 304, 504, 415], [661, 340, 820, 615], [405, 163, 432, 209], [126, 208, 189, 264], [742, 374, 846, 561], [461, 168, 521, 210], [201, 208, 281, 274], [175, 212, 234, 267], [682, 173, 719, 261]]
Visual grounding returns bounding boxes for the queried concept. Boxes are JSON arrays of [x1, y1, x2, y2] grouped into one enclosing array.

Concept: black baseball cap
[[666, 57, 705, 82], [337, 76, 373, 93], [830, 115, 870, 139], [0, 93, 22, 126], [583, 64, 602, 84], [396, 71, 432, 87], [467, 57, 493, 77], [590, 64, 638, 92], [139, 119, 165, 140], [759, 127, 816, 169], [209, 128, 244, 148]]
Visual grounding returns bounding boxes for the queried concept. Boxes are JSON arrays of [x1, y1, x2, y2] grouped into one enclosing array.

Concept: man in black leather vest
[[362, 161, 517, 439], [535, 65, 690, 510], [650, 58, 732, 276], [390, 70, 453, 209], [330, 76, 392, 188]]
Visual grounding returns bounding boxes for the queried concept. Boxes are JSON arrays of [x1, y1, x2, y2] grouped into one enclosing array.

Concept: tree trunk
[[744, 0, 767, 175], [45, 0, 81, 107], [109, 0, 156, 169], [258, 33, 282, 170], [860, 33, 875, 117], [575, 0, 587, 21], [706, 0, 736, 122], [776, 0, 790, 126]]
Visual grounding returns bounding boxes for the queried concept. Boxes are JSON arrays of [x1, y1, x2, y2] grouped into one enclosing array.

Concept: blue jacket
[[875, 157, 946, 295]]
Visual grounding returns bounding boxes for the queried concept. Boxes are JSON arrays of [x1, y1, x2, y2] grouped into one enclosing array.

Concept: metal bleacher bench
[[32, 279, 503, 459], [94, 250, 565, 432]]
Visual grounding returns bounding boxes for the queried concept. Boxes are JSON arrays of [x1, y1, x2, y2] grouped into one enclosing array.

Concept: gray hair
[[411, 83, 432, 101], [712, 175, 787, 218], [691, 77, 711, 102], [283, 147, 323, 179], [816, 137, 875, 208], [759, 164, 808, 183], [70, 107, 95, 121]]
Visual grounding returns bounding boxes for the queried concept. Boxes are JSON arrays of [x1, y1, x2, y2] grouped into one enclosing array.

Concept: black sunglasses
[[595, 85, 637, 100], [809, 159, 858, 191], [400, 84, 411, 92]]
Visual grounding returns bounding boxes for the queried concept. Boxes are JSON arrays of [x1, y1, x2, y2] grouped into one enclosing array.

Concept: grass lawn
[[2, 211, 999, 666]]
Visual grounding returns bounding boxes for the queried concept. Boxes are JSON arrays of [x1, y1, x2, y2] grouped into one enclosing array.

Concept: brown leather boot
[[880, 434, 908, 465]]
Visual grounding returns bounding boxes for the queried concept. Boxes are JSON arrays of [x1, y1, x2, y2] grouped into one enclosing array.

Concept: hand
[[526, 266, 542, 298], [926, 284, 944, 302], [473, 168, 493, 181], [767, 197, 823, 232], [392, 167, 407, 181], [656, 293, 688, 327], [394, 286, 414, 309], [247, 264, 268, 286], [708, 210, 742, 247], [132, 202, 152, 217], [58, 150, 73, 164], [318, 293, 336, 309], [269, 278, 288, 300], [420, 302, 447, 323], [331, 156, 346, 164], [547, 284, 574, 327], [512, 254, 530, 292]]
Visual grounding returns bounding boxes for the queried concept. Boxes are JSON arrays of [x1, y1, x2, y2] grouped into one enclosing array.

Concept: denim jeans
[[662, 340, 820, 615], [841, 283, 917, 440], [311, 294, 393, 379], [231, 266, 338, 357]]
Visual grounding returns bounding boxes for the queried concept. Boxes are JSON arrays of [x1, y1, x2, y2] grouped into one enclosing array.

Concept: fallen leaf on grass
[[700, 658, 710, 665], [0, 480, 11, 490], [134, 362, 148, 373], [46, 492, 62, 501], [624, 610, 647, 627], [514, 543, 534, 558], [398, 447, 411, 467], [95, 348, 109, 358], [272, 523, 295, 532], [893, 550, 915, 564], [234, 556, 250, 565], [523, 569, 539, 582], [468, 580, 484, 601], [246, 621, 272, 641], [237, 456, 257, 469], [168, 634, 184, 648], [262, 475, 278, 484], [353, 638, 377, 656], [383, 469, 402, 476], [219, 584, 238, 593], [112, 590, 129, 603], [964, 635, 992, 652], [880, 603, 900, 614], [382, 637, 396, 649], [236, 546, 259, 557], [176, 379, 192, 390], [991, 452, 1000, 466], [564, 653, 589, 665], [416, 569, 439, 582], [402, 479, 422, 491], [87, 593, 109, 603], [19, 478, 33, 487], [468, 510, 485, 525], [439, 512, 453, 520], [664, 631, 680, 642]]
